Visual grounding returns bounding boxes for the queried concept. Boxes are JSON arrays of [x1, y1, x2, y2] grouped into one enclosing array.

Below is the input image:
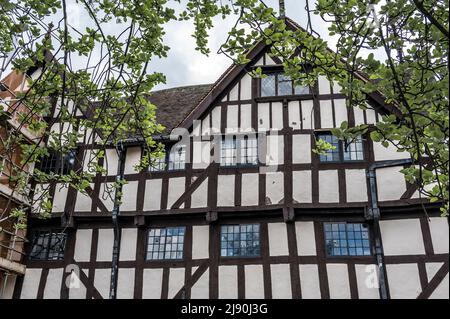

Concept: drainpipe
[[366, 158, 413, 300], [109, 140, 126, 299]]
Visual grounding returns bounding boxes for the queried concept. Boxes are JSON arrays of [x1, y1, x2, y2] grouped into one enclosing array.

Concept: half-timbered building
[[14, 17, 449, 299]]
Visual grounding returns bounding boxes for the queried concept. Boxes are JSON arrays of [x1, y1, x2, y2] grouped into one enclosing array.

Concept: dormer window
[[260, 72, 310, 97]]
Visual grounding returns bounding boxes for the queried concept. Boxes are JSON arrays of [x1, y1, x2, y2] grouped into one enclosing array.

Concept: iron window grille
[[220, 224, 261, 257], [324, 222, 372, 257], [317, 133, 364, 163], [29, 230, 67, 261], [146, 226, 185, 260], [220, 135, 258, 167], [260, 72, 310, 97], [38, 150, 76, 175]]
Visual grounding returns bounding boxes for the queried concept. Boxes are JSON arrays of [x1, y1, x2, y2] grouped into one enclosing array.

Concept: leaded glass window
[[30, 230, 67, 261], [38, 150, 76, 175], [318, 134, 340, 162], [240, 136, 258, 165], [260, 72, 311, 97], [317, 133, 365, 163], [343, 137, 364, 161], [149, 150, 166, 172], [261, 74, 276, 97], [220, 135, 258, 167], [220, 224, 260, 257], [278, 74, 293, 95], [324, 223, 371, 256], [146, 226, 185, 260], [168, 145, 186, 170]]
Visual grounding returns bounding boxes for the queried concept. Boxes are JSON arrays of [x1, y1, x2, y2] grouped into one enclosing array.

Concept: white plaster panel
[[121, 181, 138, 211], [98, 182, 114, 211], [201, 114, 210, 135], [266, 134, 284, 165], [1, 275, 16, 299], [426, 262, 443, 281], [211, 106, 221, 133], [334, 99, 348, 127], [270, 264, 292, 299], [240, 104, 252, 132], [366, 107, 377, 124], [191, 179, 208, 208], [265, 54, 276, 65], [167, 177, 185, 209], [143, 179, 162, 211], [124, 147, 141, 174], [318, 75, 331, 94], [226, 104, 239, 133], [293, 170, 312, 203], [265, 172, 284, 204], [192, 225, 209, 260], [74, 229, 92, 262], [373, 141, 411, 161], [52, 183, 68, 213], [355, 264, 380, 299], [268, 222, 289, 256], [271, 102, 283, 130], [192, 120, 201, 136], [429, 274, 449, 299], [288, 101, 301, 129], [428, 217, 449, 254], [354, 106, 365, 125], [142, 268, 163, 299], [240, 74, 252, 100], [168, 268, 185, 299], [69, 269, 88, 299], [296, 221, 316, 255], [219, 265, 238, 299], [301, 100, 314, 129], [43, 268, 63, 299], [292, 134, 311, 164], [241, 173, 259, 206], [258, 103, 270, 131], [345, 169, 368, 202], [74, 187, 92, 212], [319, 170, 339, 203], [20, 268, 41, 299], [191, 268, 209, 299], [299, 264, 321, 299], [245, 265, 264, 299], [332, 81, 342, 94], [327, 264, 351, 299], [229, 84, 239, 101], [376, 166, 406, 201], [380, 219, 425, 255], [105, 148, 119, 176], [217, 175, 235, 206], [94, 269, 111, 298], [97, 228, 114, 261], [119, 228, 137, 261], [193, 140, 211, 169], [386, 264, 421, 299], [117, 268, 135, 299], [320, 100, 333, 128]]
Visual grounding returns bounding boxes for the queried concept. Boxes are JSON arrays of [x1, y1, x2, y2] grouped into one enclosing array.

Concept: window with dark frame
[[317, 133, 364, 163], [220, 224, 260, 257], [38, 150, 76, 175], [324, 222, 371, 257], [260, 72, 310, 97], [148, 144, 186, 172], [220, 135, 258, 167], [29, 230, 67, 261], [146, 226, 185, 260]]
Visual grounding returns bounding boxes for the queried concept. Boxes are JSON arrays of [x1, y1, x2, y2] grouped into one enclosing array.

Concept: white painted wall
[[288, 101, 301, 129], [376, 166, 406, 201], [293, 170, 312, 203], [334, 99, 347, 127], [68, 269, 88, 299], [299, 264, 321, 299], [373, 141, 411, 161], [217, 175, 235, 206], [20, 268, 41, 299], [241, 173, 259, 206], [345, 169, 368, 202], [226, 105, 239, 133], [167, 177, 185, 209], [143, 179, 162, 211], [119, 228, 137, 261], [124, 147, 141, 175], [380, 218, 425, 255], [270, 264, 292, 299], [320, 100, 333, 128], [240, 74, 252, 100], [51, 183, 68, 213], [245, 265, 264, 299], [266, 134, 284, 165], [142, 268, 163, 299], [301, 100, 314, 129], [219, 265, 238, 299], [327, 264, 351, 299], [97, 228, 114, 261], [355, 264, 380, 299], [318, 76, 331, 94], [190, 268, 209, 299], [271, 102, 283, 130], [240, 104, 252, 132], [192, 226, 209, 260], [268, 223, 289, 256], [74, 229, 92, 262], [211, 106, 221, 133], [168, 268, 185, 299], [386, 264, 421, 299], [94, 268, 111, 298], [265, 172, 284, 204], [295, 222, 316, 256], [258, 103, 270, 131], [292, 134, 311, 164], [43, 268, 63, 299], [105, 148, 119, 176], [428, 217, 449, 254], [319, 170, 339, 203], [191, 179, 208, 208], [117, 268, 135, 299], [193, 140, 211, 169], [120, 181, 139, 211]]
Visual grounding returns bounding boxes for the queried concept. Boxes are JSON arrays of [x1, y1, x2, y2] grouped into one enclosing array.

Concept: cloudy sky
[[145, 0, 338, 90]]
